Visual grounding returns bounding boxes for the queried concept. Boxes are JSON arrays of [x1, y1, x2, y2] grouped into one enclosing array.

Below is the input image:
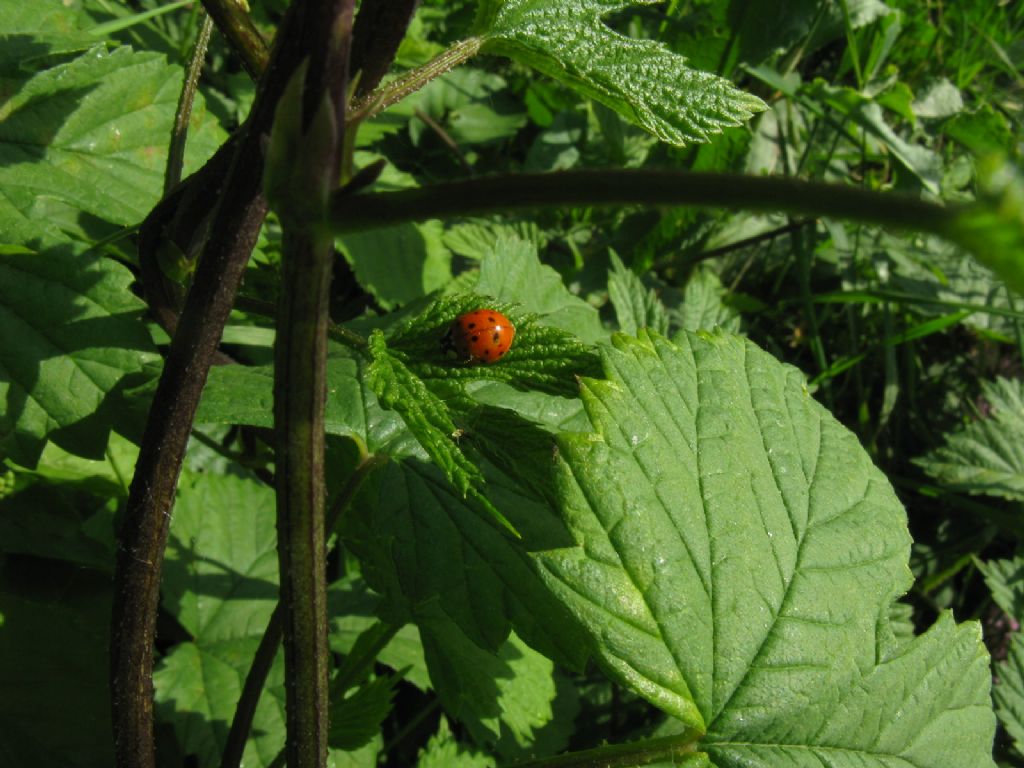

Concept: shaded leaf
[[915, 377, 1024, 501], [0, 247, 157, 464]]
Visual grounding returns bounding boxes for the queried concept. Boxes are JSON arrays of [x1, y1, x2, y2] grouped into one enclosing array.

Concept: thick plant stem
[[271, 1, 354, 766], [349, 0, 422, 98], [110, 3, 357, 767], [200, 0, 270, 78], [219, 453, 386, 768], [327, 169, 956, 238]]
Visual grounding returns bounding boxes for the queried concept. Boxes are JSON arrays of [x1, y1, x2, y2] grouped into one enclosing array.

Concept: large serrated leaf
[[341, 456, 590, 669], [0, 247, 157, 464], [995, 633, 1024, 758], [162, 473, 279, 643], [0, 44, 222, 249], [915, 377, 1024, 501], [531, 330, 994, 764], [474, 0, 766, 146]]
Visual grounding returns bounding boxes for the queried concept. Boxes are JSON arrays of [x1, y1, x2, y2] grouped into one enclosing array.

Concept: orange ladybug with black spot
[[441, 308, 515, 364]]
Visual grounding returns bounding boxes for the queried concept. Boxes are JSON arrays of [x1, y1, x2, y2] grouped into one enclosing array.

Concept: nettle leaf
[[417, 718, 491, 768], [385, 294, 601, 397], [329, 672, 402, 751], [0, 43, 222, 250], [154, 638, 290, 768], [421, 620, 572, 761], [534, 330, 994, 764], [367, 328, 487, 500], [475, 237, 605, 343], [995, 633, 1024, 758], [978, 555, 1024, 623], [607, 250, 670, 336], [674, 266, 741, 334], [474, 0, 766, 146], [0, 247, 157, 465], [162, 473, 279, 642], [915, 377, 1024, 501], [341, 456, 590, 668]]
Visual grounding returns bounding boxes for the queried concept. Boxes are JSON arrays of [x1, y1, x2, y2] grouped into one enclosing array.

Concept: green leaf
[[915, 377, 1024, 501], [532, 330, 994, 764], [338, 220, 453, 310], [0, 0, 100, 73], [417, 718, 492, 768], [162, 472, 279, 642], [994, 633, 1024, 758], [342, 457, 591, 668], [154, 638, 288, 768], [385, 294, 601, 397], [673, 266, 741, 334], [0, 44, 222, 250], [412, 67, 526, 145], [474, 0, 766, 147], [367, 329, 488, 499], [0, 566, 113, 767], [329, 672, 401, 751], [329, 578, 432, 692], [706, 613, 994, 767], [0, 247, 157, 464], [422, 620, 575, 760], [978, 555, 1024, 624], [946, 157, 1024, 296], [607, 250, 670, 336], [475, 236, 605, 343]]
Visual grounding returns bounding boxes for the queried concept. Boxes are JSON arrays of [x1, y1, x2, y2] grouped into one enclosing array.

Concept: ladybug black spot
[[471, 334, 479, 342], [492, 331, 501, 343], [467, 322, 476, 329]]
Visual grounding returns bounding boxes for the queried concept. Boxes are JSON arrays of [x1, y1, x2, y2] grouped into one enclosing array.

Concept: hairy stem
[[165, 12, 213, 194], [328, 170, 956, 239], [271, 1, 355, 765], [200, 0, 270, 78], [111, 2, 357, 766], [349, 37, 484, 123], [219, 452, 387, 768], [505, 729, 704, 768]]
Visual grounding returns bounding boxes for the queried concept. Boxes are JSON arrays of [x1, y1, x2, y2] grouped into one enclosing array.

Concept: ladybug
[[441, 308, 515, 364]]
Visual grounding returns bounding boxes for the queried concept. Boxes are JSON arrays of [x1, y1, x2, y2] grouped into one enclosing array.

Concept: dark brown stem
[[349, 0, 421, 98], [271, 1, 355, 765], [200, 0, 270, 79], [328, 170, 956, 238], [111, 3, 357, 766], [219, 453, 387, 768]]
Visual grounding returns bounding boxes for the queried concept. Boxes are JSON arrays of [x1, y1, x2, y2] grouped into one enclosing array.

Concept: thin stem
[[220, 455, 387, 768], [166, 13, 214, 194], [327, 169, 957, 239], [349, 37, 484, 124], [111, 3, 358, 766], [504, 729, 704, 768]]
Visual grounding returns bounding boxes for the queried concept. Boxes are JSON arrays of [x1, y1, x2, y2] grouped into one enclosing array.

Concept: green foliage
[[475, 0, 767, 146], [916, 377, 1024, 501], [2, 0, 1019, 765]]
